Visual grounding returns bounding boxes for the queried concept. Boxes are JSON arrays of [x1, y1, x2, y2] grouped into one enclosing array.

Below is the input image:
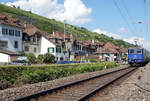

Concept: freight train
[[128, 48, 150, 66]]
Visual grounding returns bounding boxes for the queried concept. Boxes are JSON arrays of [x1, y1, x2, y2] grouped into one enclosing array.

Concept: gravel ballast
[[89, 63, 150, 101], [0, 65, 127, 101]]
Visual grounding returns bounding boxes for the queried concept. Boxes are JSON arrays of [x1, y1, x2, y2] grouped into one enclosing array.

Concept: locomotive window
[[137, 49, 142, 54], [129, 49, 134, 54]]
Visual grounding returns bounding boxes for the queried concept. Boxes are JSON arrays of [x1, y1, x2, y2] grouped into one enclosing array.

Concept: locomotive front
[[128, 48, 144, 66]]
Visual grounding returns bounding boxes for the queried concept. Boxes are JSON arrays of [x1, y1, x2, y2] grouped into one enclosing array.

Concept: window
[[55, 39, 58, 43], [2, 28, 8, 35], [129, 49, 134, 54], [33, 37, 36, 42], [9, 29, 14, 36], [137, 49, 142, 54], [15, 30, 20, 37], [56, 47, 61, 53], [14, 41, 18, 48], [34, 47, 37, 52], [47, 47, 55, 53], [24, 46, 29, 51], [0, 40, 8, 48]]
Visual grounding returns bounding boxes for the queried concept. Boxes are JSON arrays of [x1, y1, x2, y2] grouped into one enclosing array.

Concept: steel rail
[[78, 67, 137, 101], [13, 67, 136, 101]]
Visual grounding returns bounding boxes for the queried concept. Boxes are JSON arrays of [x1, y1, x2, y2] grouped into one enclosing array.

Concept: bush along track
[[0, 62, 117, 90]]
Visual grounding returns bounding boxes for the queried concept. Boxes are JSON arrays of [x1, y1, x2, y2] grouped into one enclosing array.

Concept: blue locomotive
[[128, 48, 150, 66]]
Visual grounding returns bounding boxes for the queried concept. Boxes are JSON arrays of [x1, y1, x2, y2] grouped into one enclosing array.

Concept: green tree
[[18, 51, 26, 56], [27, 53, 36, 64], [43, 53, 56, 63], [37, 54, 44, 64]]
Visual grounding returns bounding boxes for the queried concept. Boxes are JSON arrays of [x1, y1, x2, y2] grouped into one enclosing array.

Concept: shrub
[[88, 59, 101, 63], [18, 51, 26, 56], [27, 53, 36, 64], [43, 53, 56, 63], [0, 62, 118, 90], [37, 54, 44, 64]]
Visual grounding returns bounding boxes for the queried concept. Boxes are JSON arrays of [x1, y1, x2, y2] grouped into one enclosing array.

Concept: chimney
[[53, 31, 55, 36]]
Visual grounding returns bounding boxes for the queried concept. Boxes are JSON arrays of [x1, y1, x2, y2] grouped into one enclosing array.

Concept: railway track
[[13, 67, 138, 101]]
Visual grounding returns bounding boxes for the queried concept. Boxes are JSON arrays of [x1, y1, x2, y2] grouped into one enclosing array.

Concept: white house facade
[[0, 24, 22, 52], [39, 36, 56, 55], [0, 52, 10, 63], [36, 36, 69, 61]]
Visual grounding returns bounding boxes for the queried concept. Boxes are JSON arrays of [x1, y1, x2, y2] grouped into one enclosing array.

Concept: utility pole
[[64, 20, 66, 42]]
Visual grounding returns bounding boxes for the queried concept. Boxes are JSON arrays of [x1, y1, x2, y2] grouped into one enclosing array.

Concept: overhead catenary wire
[[144, 0, 149, 32], [121, 0, 138, 35], [112, 0, 135, 34]]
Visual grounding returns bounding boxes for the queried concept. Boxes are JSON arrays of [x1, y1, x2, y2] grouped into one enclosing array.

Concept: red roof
[[99, 42, 118, 54], [23, 24, 40, 36], [0, 13, 23, 28]]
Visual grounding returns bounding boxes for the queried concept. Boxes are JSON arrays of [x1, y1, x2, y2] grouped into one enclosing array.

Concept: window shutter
[[52, 48, 54, 53], [47, 48, 50, 53]]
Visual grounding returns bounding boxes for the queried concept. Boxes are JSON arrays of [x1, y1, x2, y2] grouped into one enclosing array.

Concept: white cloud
[[6, 0, 92, 24], [93, 28, 150, 50], [93, 29, 107, 35], [123, 36, 144, 45], [93, 28, 122, 39], [118, 27, 128, 33], [93, 28, 144, 44]]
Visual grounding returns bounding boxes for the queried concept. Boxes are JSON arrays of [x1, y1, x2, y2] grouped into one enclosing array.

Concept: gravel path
[[0, 65, 127, 101], [89, 63, 150, 101]]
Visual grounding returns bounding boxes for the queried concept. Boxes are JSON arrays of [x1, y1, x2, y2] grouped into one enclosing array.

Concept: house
[[99, 42, 119, 61], [22, 25, 69, 61], [50, 32, 105, 61], [0, 13, 23, 63], [0, 49, 20, 63], [0, 13, 23, 52], [48, 32, 100, 60], [99, 42, 128, 61], [23, 24, 42, 56]]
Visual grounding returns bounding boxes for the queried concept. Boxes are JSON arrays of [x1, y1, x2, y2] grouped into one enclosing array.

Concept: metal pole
[[64, 20, 66, 42]]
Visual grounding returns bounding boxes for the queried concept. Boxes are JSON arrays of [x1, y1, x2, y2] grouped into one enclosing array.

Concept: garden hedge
[[0, 62, 117, 90]]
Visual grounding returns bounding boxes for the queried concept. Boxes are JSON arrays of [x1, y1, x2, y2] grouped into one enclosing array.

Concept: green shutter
[[47, 48, 49, 53], [52, 48, 54, 53]]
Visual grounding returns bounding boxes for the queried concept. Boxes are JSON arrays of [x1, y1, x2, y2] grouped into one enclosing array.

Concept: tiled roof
[[23, 24, 40, 36], [99, 42, 127, 54], [99, 42, 118, 54], [103, 42, 119, 53], [0, 13, 23, 28]]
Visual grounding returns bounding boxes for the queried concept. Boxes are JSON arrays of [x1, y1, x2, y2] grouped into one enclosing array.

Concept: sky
[[1, 0, 150, 50]]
